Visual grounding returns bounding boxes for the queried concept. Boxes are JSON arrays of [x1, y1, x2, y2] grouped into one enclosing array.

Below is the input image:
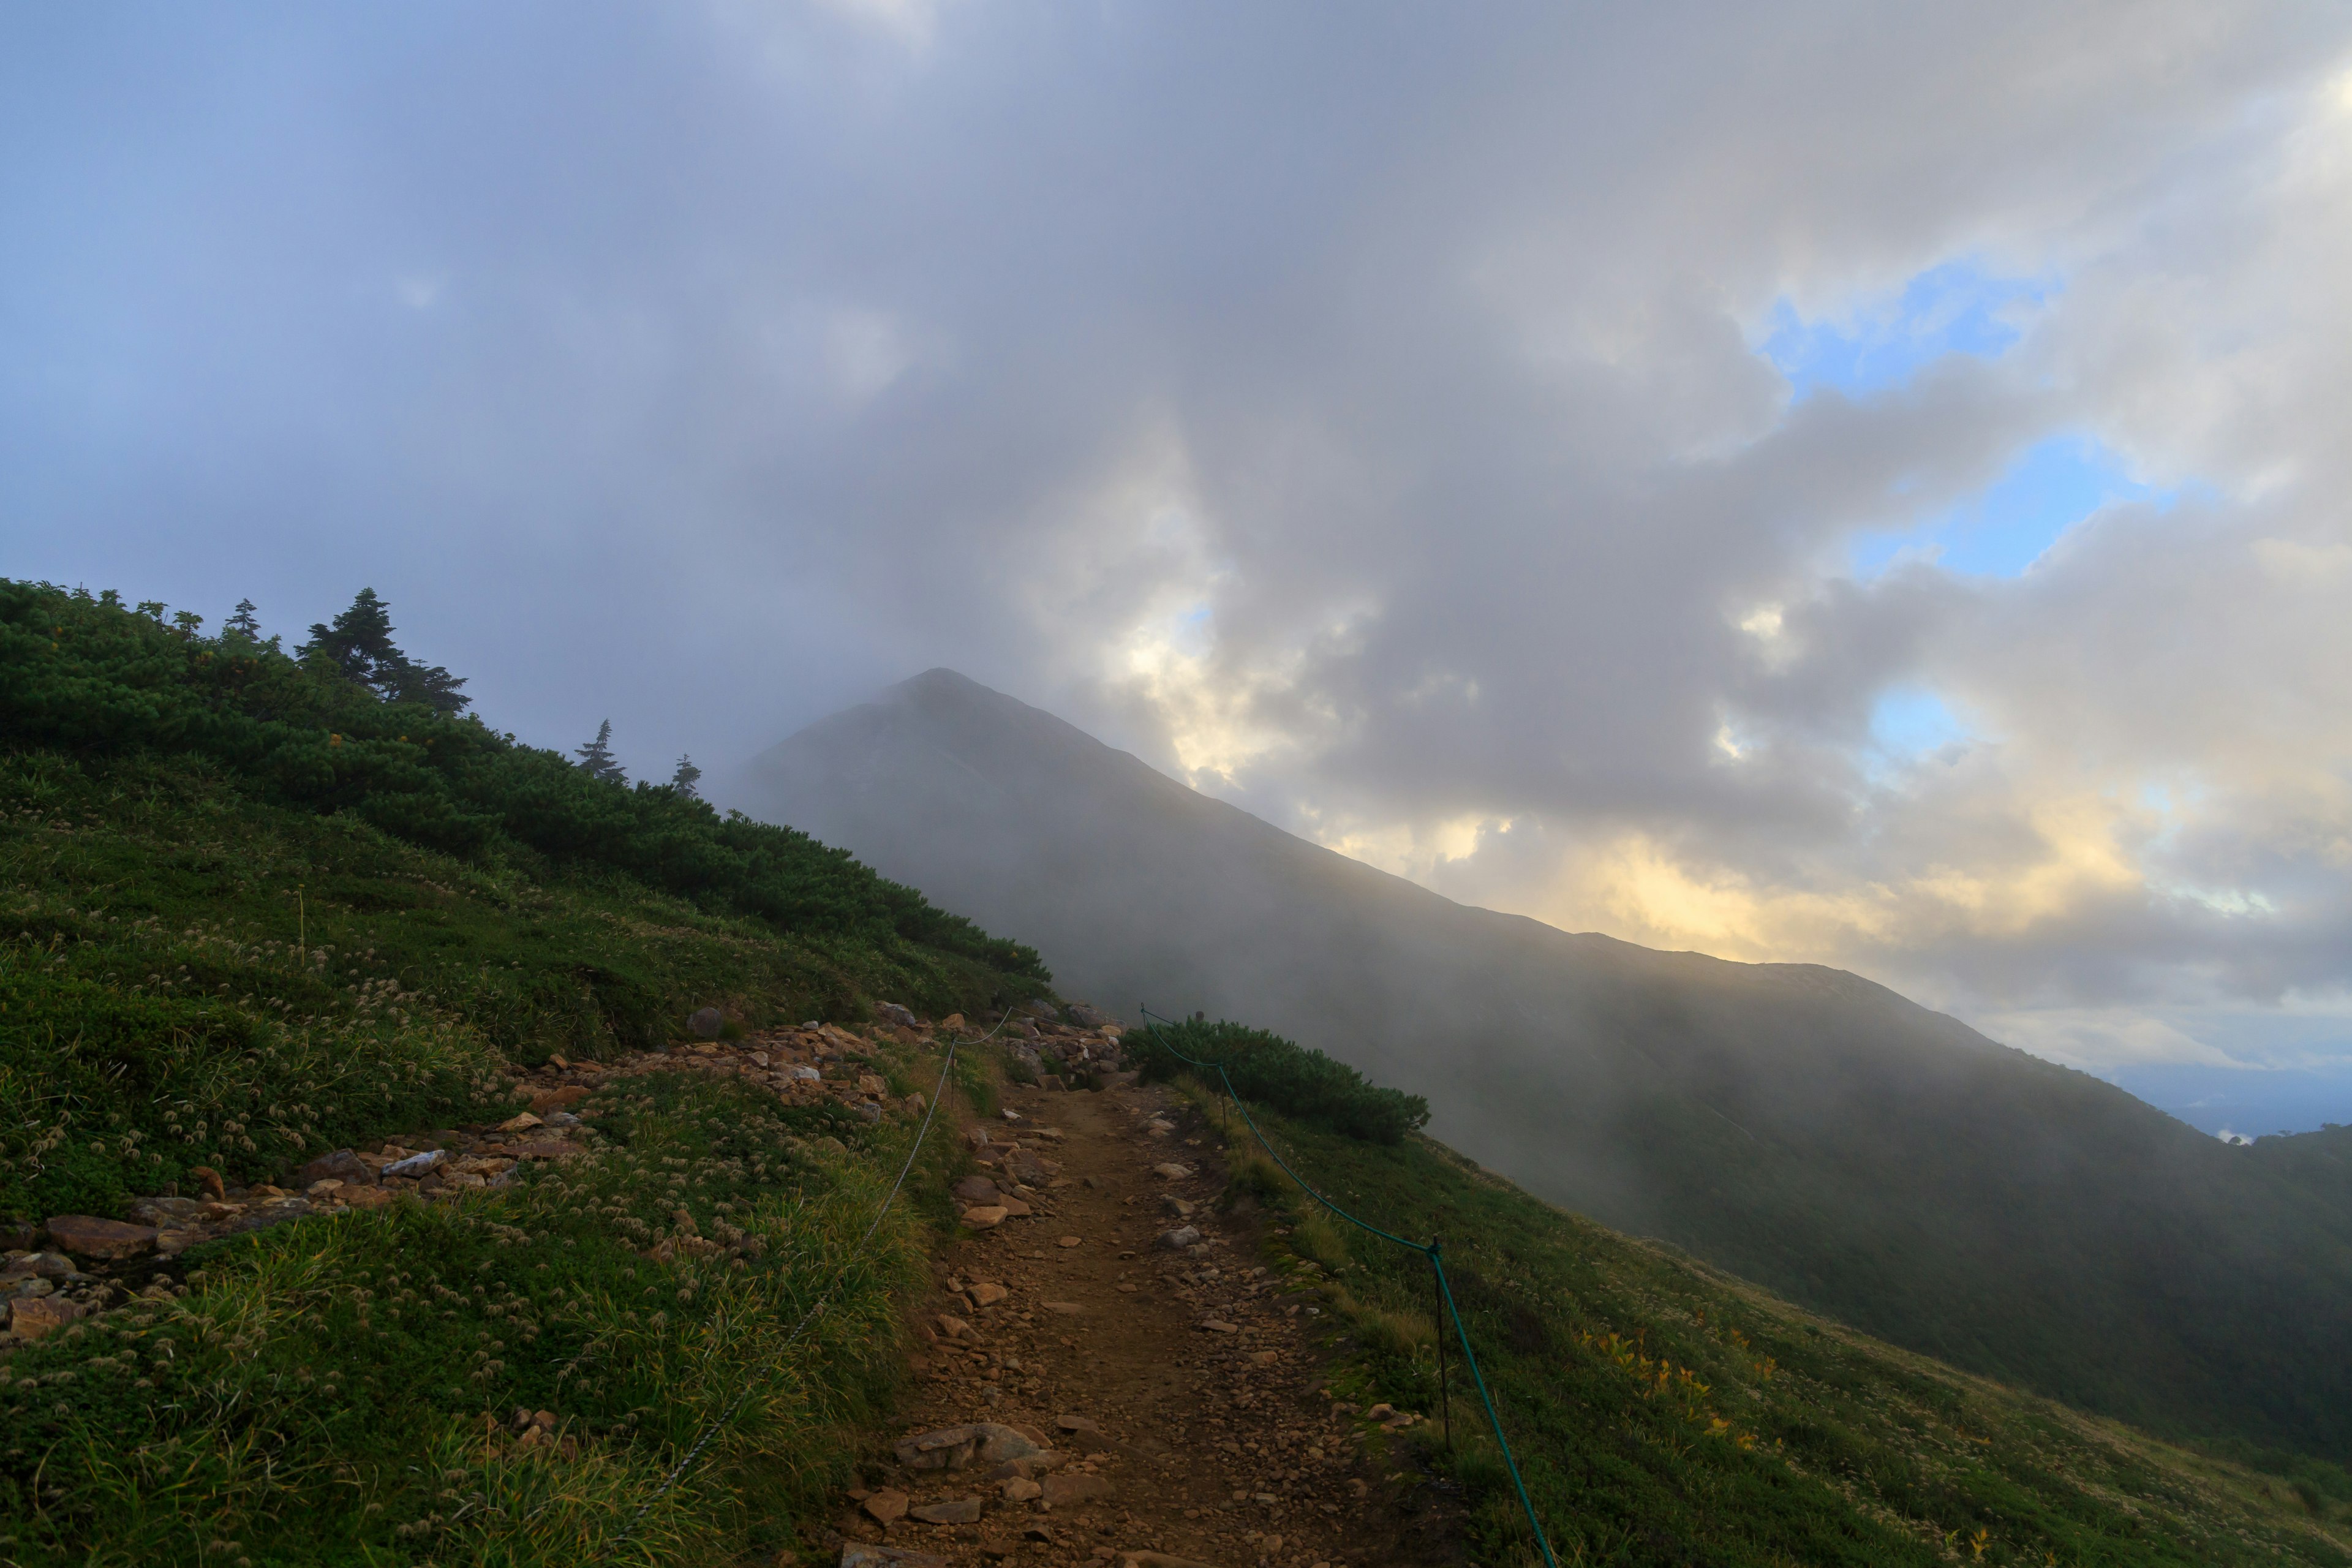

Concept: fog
[[6, 4, 2351, 1099], [734, 667, 2352, 1458]]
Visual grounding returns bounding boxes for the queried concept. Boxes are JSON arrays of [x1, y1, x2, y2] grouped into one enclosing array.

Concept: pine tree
[[576, 720, 627, 784], [224, 599, 262, 638], [670, 754, 703, 799], [295, 588, 470, 714], [381, 656, 472, 715], [301, 587, 396, 685]]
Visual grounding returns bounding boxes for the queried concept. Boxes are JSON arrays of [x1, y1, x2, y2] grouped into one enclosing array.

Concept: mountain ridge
[[734, 665, 2352, 1464]]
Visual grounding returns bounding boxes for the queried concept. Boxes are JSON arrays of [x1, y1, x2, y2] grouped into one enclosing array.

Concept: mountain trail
[[824, 1077, 1466, 1568]]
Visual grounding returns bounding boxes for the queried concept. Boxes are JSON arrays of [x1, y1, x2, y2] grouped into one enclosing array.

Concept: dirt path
[[824, 1077, 1464, 1568]]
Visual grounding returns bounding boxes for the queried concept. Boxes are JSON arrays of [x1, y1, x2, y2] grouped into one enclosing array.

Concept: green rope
[[1136, 1007, 1559, 1568]]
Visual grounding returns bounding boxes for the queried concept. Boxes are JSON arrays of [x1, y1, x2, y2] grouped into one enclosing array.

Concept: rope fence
[[1136, 1005, 1559, 1568]]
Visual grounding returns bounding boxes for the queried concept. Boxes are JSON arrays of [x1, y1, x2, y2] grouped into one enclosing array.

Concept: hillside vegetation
[[1150, 1020, 2352, 1568], [0, 580, 1038, 1562]]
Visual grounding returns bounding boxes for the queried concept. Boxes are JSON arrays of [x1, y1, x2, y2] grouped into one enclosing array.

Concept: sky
[[7, 2, 2352, 1131]]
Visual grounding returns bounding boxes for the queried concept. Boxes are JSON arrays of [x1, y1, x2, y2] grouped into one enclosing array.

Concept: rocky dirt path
[[826, 1077, 1464, 1568]]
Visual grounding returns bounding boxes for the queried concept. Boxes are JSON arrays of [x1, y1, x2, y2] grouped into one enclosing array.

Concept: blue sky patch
[[1869, 686, 1971, 766], [1852, 433, 2168, 578], [1759, 259, 2051, 401]]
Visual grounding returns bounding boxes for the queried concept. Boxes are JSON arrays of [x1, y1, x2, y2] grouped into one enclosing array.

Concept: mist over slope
[[733, 669, 2352, 1462]]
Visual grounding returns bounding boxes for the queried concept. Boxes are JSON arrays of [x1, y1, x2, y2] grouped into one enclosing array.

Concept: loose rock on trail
[[830, 1065, 1464, 1568]]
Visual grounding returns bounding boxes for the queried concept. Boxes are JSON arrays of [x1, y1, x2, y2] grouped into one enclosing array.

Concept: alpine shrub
[[1129, 1018, 1429, 1144]]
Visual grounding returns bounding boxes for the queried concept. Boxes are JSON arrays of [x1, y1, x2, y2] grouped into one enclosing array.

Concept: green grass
[[1182, 1081, 2352, 1568], [0, 574, 1043, 1561], [1, 1055, 963, 1564], [0, 748, 1020, 1222]]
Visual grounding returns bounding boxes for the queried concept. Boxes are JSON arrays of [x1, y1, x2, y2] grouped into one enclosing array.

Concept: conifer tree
[[576, 720, 627, 784], [301, 588, 396, 685], [670, 754, 703, 799], [224, 599, 262, 638], [296, 588, 470, 714]]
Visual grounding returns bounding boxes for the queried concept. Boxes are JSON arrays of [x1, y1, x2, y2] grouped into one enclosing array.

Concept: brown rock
[[43, 1213, 157, 1261], [998, 1196, 1034, 1218], [862, 1488, 910, 1523], [497, 1112, 545, 1133], [188, 1165, 227, 1199], [909, 1498, 983, 1524], [953, 1175, 1001, 1205], [1041, 1300, 1085, 1314], [937, 1314, 974, 1340], [1055, 1414, 1102, 1433], [986, 1449, 1065, 1480], [341, 1184, 397, 1210], [1000, 1476, 1043, 1503], [894, 1422, 1046, 1471], [299, 1149, 377, 1187], [507, 1139, 585, 1160], [1151, 1163, 1193, 1180], [839, 1543, 952, 1568], [969, 1280, 1009, 1307], [7, 1295, 85, 1340], [1041, 1472, 1114, 1506], [529, 1084, 590, 1115], [1201, 1320, 1238, 1334], [1057, 1235, 1082, 1249], [960, 1206, 1009, 1230], [1119, 1556, 1226, 1568]]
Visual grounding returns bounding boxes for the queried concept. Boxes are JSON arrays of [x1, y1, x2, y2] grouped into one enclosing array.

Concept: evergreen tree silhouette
[[576, 720, 627, 784], [296, 588, 470, 714], [223, 599, 261, 638], [670, 754, 703, 799], [301, 588, 395, 685]]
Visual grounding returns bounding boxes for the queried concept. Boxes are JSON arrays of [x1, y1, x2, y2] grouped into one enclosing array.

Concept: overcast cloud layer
[[7, 3, 2351, 1118]]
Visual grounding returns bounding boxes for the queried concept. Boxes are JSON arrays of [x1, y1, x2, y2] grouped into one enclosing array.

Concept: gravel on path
[[826, 1079, 1467, 1568]]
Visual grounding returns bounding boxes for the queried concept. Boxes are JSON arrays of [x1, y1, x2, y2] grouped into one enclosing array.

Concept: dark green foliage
[[672, 753, 703, 799], [1130, 1017, 1428, 1143], [297, 586, 472, 714], [0, 579, 1045, 985], [576, 718, 626, 784]]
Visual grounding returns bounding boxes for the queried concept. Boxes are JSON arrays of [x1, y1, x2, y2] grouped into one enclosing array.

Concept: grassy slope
[[1191, 1088, 2352, 1568], [0, 747, 1016, 1222], [0, 747, 998, 1562], [0, 580, 1031, 1562]]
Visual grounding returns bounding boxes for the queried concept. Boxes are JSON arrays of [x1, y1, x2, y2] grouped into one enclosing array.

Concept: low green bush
[[1128, 1017, 1429, 1143]]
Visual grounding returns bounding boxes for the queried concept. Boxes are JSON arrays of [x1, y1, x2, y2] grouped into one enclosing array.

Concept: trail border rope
[[606, 1007, 1016, 1556], [1137, 1006, 1560, 1568]]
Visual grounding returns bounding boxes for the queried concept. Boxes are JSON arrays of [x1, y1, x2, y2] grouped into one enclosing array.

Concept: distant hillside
[[1149, 1016, 2352, 1566], [734, 668, 2352, 1464]]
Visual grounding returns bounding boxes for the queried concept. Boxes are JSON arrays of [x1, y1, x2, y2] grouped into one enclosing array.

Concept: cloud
[[4, 2, 2351, 1073]]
